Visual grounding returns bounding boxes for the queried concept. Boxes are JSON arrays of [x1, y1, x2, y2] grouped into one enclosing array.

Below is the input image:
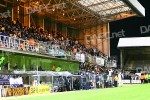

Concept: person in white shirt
[[108, 69, 113, 83], [118, 72, 123, 87], [9, 77, 15, 88], [109, 69, 113, 77]]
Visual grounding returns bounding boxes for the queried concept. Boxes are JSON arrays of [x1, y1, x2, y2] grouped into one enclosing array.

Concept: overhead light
[[74, 18, 76, 20]]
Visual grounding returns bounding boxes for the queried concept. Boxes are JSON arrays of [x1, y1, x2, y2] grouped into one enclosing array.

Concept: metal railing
[[0, 35, 109, 64], [0, 35, 83, 62]]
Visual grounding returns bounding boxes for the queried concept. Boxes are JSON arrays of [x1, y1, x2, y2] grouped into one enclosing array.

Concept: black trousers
[[148, 79, 150, 83], [114, 81, 118, 87], [141, 79, 144, 84], [104, 82, 108, 88]]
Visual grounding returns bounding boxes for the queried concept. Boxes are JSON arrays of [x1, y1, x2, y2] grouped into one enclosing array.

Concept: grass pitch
[[3, 84, 150, 100]]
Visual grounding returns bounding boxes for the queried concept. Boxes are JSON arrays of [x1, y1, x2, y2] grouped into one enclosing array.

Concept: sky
[[109, 0, 150, 65]]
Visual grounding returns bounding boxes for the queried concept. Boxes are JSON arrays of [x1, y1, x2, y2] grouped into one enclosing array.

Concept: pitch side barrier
[[122, 80, 141, 84], [0, 84, 50, 97]]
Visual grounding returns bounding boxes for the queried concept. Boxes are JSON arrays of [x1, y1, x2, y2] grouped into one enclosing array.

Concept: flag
[[56, 67, 61, 72], [0, 57, 5, 65]]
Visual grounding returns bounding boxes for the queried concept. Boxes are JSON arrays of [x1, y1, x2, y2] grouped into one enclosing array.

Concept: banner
[[0, 74, 10, 85], [96, 57, 104, 66], [4, 87, 29, 97], [48, 49, 66, 56], [108, 60, 117, 67], [75, 53, 85, 62], [122, 80, 141, 84], [3, 85, 50, 97], [48, 44, 66, 56], [28, 87, 38, 95], [80, 54, 85, 62], [29, 84, 50, 95], [0, 57, 5, 65], [55, 67, 61, 72], [38, 85, 50, 94], [75, 53, 81, 61]]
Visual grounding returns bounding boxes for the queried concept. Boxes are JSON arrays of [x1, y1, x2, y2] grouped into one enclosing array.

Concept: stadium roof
[[13, 71, 73, 76], [0, 0, 145, 29], [118, 37, 150, 48]]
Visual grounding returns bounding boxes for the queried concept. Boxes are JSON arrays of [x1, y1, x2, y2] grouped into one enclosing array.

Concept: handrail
[[0, 35, 110, 64]]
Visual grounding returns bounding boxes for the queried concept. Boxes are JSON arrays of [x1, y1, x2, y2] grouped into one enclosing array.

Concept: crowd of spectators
[[0, 17, 107, 58], [0, 16, 111, 73], [1, 16, 150, 94], [0, 16, 124, 87], [0, 16, 123, 89]]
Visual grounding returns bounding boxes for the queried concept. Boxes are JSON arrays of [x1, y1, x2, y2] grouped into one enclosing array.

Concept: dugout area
[[118, 37, 150, 73]]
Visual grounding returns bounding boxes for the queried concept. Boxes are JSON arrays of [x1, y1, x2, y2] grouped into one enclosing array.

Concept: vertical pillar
[[52, 76, 54, 87], [102, 22, 110, 56], [17, 6, 19, 19], [29, 14, 30, 27], [66, 26, 67, 37], [96, 24, 98, 48], [107, 22, 110, 57], [101, 23, 104, 53], [12, 8, 14, 21], [97, 25, 102, 52], [120, 49, 123, 69], [29, 76, 30, 85], [12, 7, 17, 21], [24, 3, 30, 27], [90, 28, 92, 47], [43, 18, 44, 30]]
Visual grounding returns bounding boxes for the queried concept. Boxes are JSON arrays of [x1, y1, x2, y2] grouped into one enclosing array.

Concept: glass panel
[[78, 0, 128, 16]]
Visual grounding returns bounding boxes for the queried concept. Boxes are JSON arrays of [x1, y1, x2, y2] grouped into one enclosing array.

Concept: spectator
[[38, 66, 43, 71], [114, 74, 118, 87], [30, 63, 34, 71], [0, 16, 111, 74], [4, 61, 9, 70], [140, 73, 145, 84], [103, 73, 109, 88], [13, 63, 18, 70], [52, 64, 56, 71]]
